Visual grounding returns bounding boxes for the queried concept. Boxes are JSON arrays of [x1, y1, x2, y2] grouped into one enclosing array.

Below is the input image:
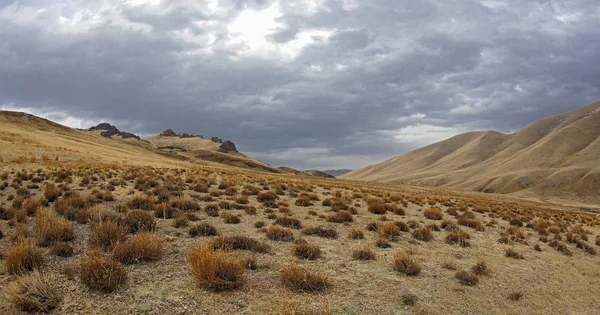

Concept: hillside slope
[[341, 100, 600, 202], [0, 111, 280, 173]]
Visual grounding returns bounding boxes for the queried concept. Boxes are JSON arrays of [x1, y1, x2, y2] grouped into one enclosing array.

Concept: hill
[[1, 109, 600, 315], [310, 169, 353, 177], [341, 100, 600, 203]]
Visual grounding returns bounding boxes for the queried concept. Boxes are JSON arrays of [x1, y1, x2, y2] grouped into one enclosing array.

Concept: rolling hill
[[341, 100, 600, 203], [0, 111, 280, 173]]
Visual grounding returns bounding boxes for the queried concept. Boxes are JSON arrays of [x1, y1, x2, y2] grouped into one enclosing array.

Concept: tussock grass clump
[[457, 217, 485, 231], [204, 203, 220, 217], [294, 196, 313, 207], [393, 251, 421, 276], [126, 194, 156, 210], [549, 240, 573, 256], [412, 227, 433, 242], [7, 271, 63, 312], [79, 252, 127, 292], [280, 263, 331, 292], [293, 243, 322, 260], [35, 207, 75, 246], [86, 205, 119, 223], [189, 222, 218, 237], [88, 221, 127, 251], [50, 242, 74, 257], [22, 197, 41, 215], [189, 244, 245, 291], [352, 247, 375, 261], [348, 228, 364, 239], [302, 226, 338, 239], [44, 183, 60, 202], [401, 293, 418, 306], [274, 216, 303, 229], [379, 222, 400, 240], [210, 235, 271, 253], [171, 197, 201, 211], [266, 226, 295, 242], [122, 210, 157, 233], [257, 191, 279, 203], [505, 247, 524, 259], [472, 260, 490, 276], [327, 210, 353, 223], [445, 230, 471, 247], [221, 212, 241, 224], [424, 207, 443, 220], [368, 203, 387, 215], [508, 291, 524, 301], [112, 232, 164, 264], [4, 238, 44, 274], [455, 270, 479, 286]]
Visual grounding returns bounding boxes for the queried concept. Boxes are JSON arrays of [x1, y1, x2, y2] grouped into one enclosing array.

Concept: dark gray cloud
[[1, 0, 599, 170]]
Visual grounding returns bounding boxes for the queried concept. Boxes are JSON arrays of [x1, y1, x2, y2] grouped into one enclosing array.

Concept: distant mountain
[[279, 167, 335, 178], [306, 169, 353, 177], [341, 100, 600, 203], [324, 169, 353, 177]]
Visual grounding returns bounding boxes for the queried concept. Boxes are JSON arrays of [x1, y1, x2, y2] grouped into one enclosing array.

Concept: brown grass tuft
[[7, 271, 63, 312], [266, 226, 295, 242], [88, 221, 127, 251], [4, 238, 44, 274], [112, 232, 164, 264], [472, 260, 490, 276], [393, 251, 421, 276], [412, 226, 433, 242], [189, 244, 245, 291], [352, 247, 376, 261], [275, 216, 303, 229], [79, 252, 127, 292], [424, 207, 443, 220], [302, 226, 338, 239], [455, 270, 479, 286], [280, 263, 331, 292], [189, 222, 218, 237], [445, 230, 471, 247], [122, 210, 157, 233], [327, 210, 353, 223], [348, 228, 364, 239], [35, 207, 75, 246], [293, 243, 322, 260], [210, 235, 271, 253]]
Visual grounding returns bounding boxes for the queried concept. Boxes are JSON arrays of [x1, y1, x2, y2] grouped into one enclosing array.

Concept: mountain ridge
[[341, 100, 600, 203]]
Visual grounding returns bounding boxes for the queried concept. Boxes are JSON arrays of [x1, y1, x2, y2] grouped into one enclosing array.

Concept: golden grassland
[[1, 112, 600, 314]]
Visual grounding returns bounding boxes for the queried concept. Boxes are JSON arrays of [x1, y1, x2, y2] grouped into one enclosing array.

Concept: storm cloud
[[1, 0, 599, 169]]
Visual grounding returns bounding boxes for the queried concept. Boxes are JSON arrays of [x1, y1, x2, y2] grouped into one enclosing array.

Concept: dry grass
[[4, 238, 44, 274], [79, 251, 128, 292], [472, 260, 491, 276], [455, 270, 479, 286], [122, 209, 157, 233], [293, 243, 322, 260], [412, 226, 433, 242], [505, 248, 524, 259], [352, 247, 376, 261], [88, 221, 128, 251], [424, 207, 443, 220], [301, 226, 338, 239], [266, 226, 295, 242], [393, 251, 421, 276], [445, 230, 471, 247], [43, 183, 60, 202], [189, 222, 219, 237], [6, 271, 63, 312], [280, 263, 331, 292], [210, 235, 271, 253], [348, 228, 364, 239], [112, 232, 164, 264], [189, 244, 245, 291], [275, 216, 303, 229], [35, 207, 75, 246], [50, 242, 74, 257], [327, 210, 353, 223]]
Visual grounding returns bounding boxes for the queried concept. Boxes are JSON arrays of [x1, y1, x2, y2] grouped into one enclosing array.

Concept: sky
[[1, 0, 599, 170]]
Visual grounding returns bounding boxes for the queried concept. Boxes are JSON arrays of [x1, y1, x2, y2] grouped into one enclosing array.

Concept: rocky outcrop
[[88, 123, 140, 140], [211, 137, 223, 143], [218, 140, 237, 153], [160, 129, 203, 138]]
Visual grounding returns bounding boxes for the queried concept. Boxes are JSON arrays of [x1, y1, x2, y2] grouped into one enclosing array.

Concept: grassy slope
[[341, 100, 600, 203]]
